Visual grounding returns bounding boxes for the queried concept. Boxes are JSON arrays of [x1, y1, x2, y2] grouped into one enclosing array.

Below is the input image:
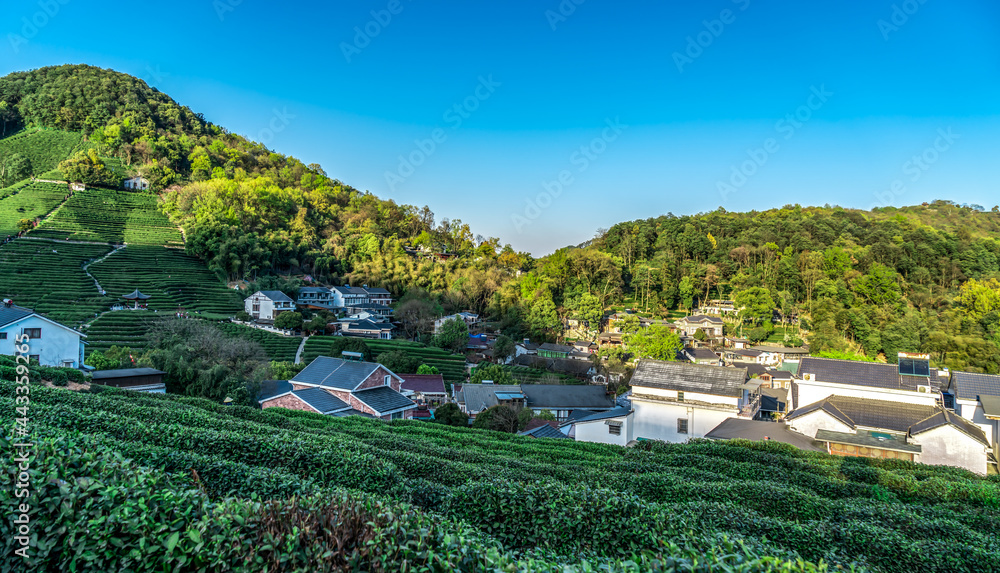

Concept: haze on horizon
[[3, 0, 999, 255]]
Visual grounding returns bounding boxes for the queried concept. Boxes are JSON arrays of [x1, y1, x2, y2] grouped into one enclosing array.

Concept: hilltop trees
[[433, 317, 468, 354]]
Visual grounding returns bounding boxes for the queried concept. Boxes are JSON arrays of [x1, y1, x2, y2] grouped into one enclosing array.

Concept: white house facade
[[562, 407, 633, 446], [0, 304, 85, 368], [123, 176, 150, 190], [245, 290, 294, 322]]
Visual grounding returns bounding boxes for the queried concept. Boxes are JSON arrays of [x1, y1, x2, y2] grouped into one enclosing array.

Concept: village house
[[298, 285, 393, 318], [521, 384, 617, 421], [560, 407, 633, 446], [433, 312, 479, 334], [682, 346, 721, 366], [89, 367, 165, 393], [628, 360, 755, 443], [785, 395, 991, 475], [946, 371, 1000, 460], [793, 354, 945, 411], [398, 373, 447, 406], [537, 342, 574, 359], [258, 356, 416, 420], [0, 302, 85, 368], [519, 420, 571, 439], [454, 383, 524, 417], [245, 290, 295, 323], [673, 314, 725, 338], [339, 318, 393, 339], [123, 176, 150, 190], [512, 353, 597, 380], [748, 344, 810, 367]]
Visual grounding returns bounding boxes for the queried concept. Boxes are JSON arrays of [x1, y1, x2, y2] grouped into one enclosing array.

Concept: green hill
[[0, 127, 83, 179], [1, 382, 997, 572]]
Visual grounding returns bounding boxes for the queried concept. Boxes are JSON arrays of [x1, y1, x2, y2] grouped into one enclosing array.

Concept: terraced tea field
[[82, 310, 168, 357], [215, 321, 300, 362], [0, 181, 70, 235], [0, 128, 84, 176], [303, 336, 466, 382], [0, 239, 112, 324], [32, 188, 182, 245], [88, 245, 242, 315]]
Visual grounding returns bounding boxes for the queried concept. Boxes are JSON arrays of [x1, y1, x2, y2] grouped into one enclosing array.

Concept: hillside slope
[[2, 381, 997, 572]]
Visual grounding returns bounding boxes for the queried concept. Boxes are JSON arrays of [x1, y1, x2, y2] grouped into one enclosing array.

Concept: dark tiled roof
[[260, 290, 293, 302], [333, 408, 375, 418], [0, 304, 34, 327], [564, 409, 597, 422], [631, 360, 747, 398], [766, 369, 793, 379], [259, 380, 293, 401], [538, 343, 575, 353], [790, 395, 939, 433], [523, 418, 560, 432], [519, 424, 570, 439], [799, 357, 941, 392], [815, 429, 922, 453], [909, 409, 990, 447], [458, 384, 522, 413], [980, 395, 1000, 418], [293, 387, 350, 414], [785, 397, 854, 427], [950, 371, 1000, 401], [738, 363, 767, 378], [353, 386, 416, 415], [364, 287, 391, 295], [512, 355, 595, 376], [562, 406, 632, 426], [705, 419, 825, 452], [292, 356, 382, 390], [521, 384, 616, 410], [750, 345, 810, 354], [681, 315, 724, 324], [399, 374, 446, 394], [685, 347, 720, 361], [298, 287, 331, 293], [91, 367, 165, 379]]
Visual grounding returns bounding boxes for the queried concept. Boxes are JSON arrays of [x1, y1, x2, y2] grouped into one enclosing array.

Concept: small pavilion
[[122, 289, 151, 310]]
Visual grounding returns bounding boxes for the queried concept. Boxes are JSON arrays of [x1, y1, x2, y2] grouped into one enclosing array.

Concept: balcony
[[739, 393, 761, 419]]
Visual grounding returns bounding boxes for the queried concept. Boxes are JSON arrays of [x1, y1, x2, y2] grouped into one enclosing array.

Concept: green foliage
[[624, 325, 682, 360], [416, 363, 439, 375], [432, 402, 468, 427], [492, 334, 515, 363], [470, 363, 515, 385], [432, 317, 468, 353], [273, 311, 303, 330], [34, 187, 183, 245], [59, 148, 122, 186], [0, 181, 69, 235], [814, 349, 876, 362], [269, 360, 306, 380], [0, 153, 31, 187], [87, 345, 136, 370], [376, 350, 422, 374], [0, 127, 82, 177], [734, 286, 776, 326]]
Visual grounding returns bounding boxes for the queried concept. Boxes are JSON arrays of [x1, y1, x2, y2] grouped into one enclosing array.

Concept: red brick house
[[259, 356, 416, 420]]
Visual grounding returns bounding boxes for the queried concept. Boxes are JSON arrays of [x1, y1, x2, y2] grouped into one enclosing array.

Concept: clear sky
[[3, 0, 999, 255]]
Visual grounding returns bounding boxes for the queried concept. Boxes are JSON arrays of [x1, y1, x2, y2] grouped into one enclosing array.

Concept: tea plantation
[[81, 311, 168, 357], [32, 188, 183, 245], [214, 320, 300, 362], [0, 128, 83, 176], [0, 238, 112, 324], [0, 181, 70, 235], [304, 336, 467, 382], [88, 245, 243, 315], [1, 382, 998, 572]]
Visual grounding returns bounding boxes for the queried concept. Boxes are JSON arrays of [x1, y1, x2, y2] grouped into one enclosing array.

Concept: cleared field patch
[[0, 239, 112, 325], [82, 310, 168, 357]]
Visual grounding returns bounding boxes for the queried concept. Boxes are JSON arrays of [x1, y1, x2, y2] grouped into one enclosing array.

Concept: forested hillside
[[3, 65, 1000, 374]]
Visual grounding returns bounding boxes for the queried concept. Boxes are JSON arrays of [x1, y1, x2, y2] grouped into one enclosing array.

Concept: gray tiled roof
[[293, 387, 350, 414], [353, 386, 415, 415], [786, 397, 854, 427], [631, 360, 748, 398], [909, 409, 990, 447], [91, 367, 165, 379], [521, 384, 615, 410], [799, 357, 941, 392], [458, 384, 522, 413], [950, 371, 1000, 401], [685, 347, 720, 361], [0, 304, 34, 327], [260, 290, 293, 302], [562, 406, 632, 425], [292, 356, 382, 390], [539, 343, 575, 353], [980, 395, 1000, 418], [815, 429, 922, 453], [519, 424, 570, 439], [298, 287, 331, 293], [788, 395, 937, 433], [681, 315, 724, 324], [705, 419, 825, 452], [259, 380, 293, 401]]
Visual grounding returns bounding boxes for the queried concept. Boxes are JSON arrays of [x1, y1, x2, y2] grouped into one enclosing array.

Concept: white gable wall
[[910, 424, 988, 476], [0, 315, 83, 367], [573, 414, 631, 446], [956, 399, 998, 452], [786, 409, 855, 438]]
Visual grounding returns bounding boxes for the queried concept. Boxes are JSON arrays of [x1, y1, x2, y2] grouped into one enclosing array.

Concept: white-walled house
[[785, 394, 991, 475], [628, 360, 753, 443], [947, 371, 1000, 458], [793, 355, 944, 411], [245, 290, 294, 323], [434, 312, 479, 334], [123, 176, 150, 190], [561, 407, 633, 446], [0, 304, 85, 368]]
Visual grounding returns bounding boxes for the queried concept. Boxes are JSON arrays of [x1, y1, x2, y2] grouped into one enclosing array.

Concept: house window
[[23, 328, 41, 339], [608, 422, 622, 435], [391, 411, 403, 420], [677, 391, 684, 402], [384, 375, 391, 386], [252, 304, 260, 312], [677, 418, 689, 434], [0, 332, 6, 339]]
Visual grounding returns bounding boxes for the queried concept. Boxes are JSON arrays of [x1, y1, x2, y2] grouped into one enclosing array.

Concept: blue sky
[[4, 0, 999, 255]]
